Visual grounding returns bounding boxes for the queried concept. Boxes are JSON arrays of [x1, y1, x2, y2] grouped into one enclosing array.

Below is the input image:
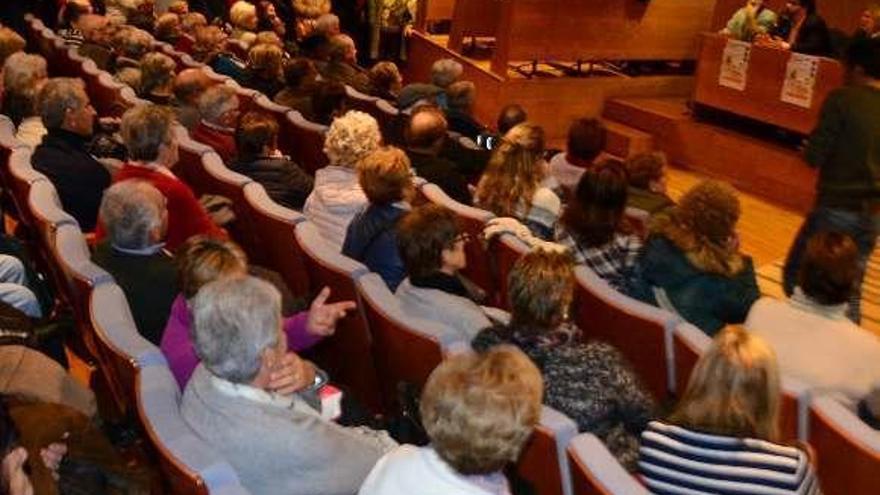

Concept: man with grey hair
[[93, 180, 177, 345], [445, 80, 485, 139], [172, 68, 213, 130], [182, 275, 396, 495], [191, 84, 239, 159], [398, 58, 463, 109], [32, 78, 109, 231], [319, 34, 371, 94]]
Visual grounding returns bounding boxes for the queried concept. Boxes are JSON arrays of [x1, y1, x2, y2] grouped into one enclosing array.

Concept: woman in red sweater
[[109, 105, 224, 250]]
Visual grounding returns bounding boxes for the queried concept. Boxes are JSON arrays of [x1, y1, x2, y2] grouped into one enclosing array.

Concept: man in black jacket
[[766, 0, 832, 56], [404, 106, 473, 206], [31, 78, 110, 232]]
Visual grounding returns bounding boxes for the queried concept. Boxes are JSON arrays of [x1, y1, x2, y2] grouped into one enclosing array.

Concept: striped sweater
[[638, 421, 822, 495]]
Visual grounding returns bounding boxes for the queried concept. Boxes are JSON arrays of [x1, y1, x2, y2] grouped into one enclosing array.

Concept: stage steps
[[600, 119, 655, 158]]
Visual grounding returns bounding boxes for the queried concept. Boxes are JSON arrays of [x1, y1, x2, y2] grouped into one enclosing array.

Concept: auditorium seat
[[242, 182, 310, 300], [293, 221, 383, 413], [375, 99, 403, 145], [808, 395, 880, 495], [201, 66, 230, 85], [357, 272, 469, 411], [173, 125, 214, 187], [90, 282, 166, 418], [223, 79, 258, 113], [419, 182, 497, 305], [491, 232, 530, 310], [567, 433, 648, 495], [344, 86, 382, 122], [119, 86, 148, 109], [0, 116, 27, 221], [516, 406, 578, 495], [250, 95, 297, 157], [89, 72, 129, 117], [9, 148, 47, 235], [284, 111, 329, 175], [137, 364, 252, 495], [572, 265, 675, 401]]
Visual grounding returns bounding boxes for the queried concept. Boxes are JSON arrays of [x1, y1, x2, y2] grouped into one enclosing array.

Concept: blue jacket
[[342, 203, 407, 290], [627, 237, 759, 336]]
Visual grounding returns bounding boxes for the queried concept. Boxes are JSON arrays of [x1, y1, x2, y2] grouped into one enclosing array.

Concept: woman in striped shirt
[[638, 327, 822, 494]]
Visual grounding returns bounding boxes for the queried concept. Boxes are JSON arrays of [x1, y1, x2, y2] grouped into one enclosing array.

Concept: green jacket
[[725, 7, 777, 41]]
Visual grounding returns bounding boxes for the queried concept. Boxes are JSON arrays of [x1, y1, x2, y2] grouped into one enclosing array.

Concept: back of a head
[[192, 275, 281, 384], [797, 231, 860, 306], [193, 25, 225, 56], [846, 35, 880, 80], [3, 53, 48, 94], [311, 80, 347, 125], [328, 34, 354, 62], [0, 27, 25, 67], [563, 159, 629, 247], [508, 249, 575, 331], [397, 204, 459, 279], [368, 61, 402, 95], [236, 111, 279, 160], [173, 68, 211, 104], [446, 80, 476, 112], [496, 104, 527, 136], [230, 0, 258, 30], [358, 146, 412, 205], [176, 236, 248, 299], [198, 84, 237, 124], [431, 58, 463, 88], [420, 346, 543, 475], [255, 31, 283, 48], [676, 180, 741, 245], [625, 152, 666, 190], [405, 105, 447, 151], [670, 326, 780, 441], [283, 58, 317, 89], [181, 12, 207, 34], [100, 180, 165, 250], [315, 13, 340, 36], [139, 51, 176, 95], [247, 42, 283, 78], [323, 109, 380, 167], [37, 78, 88, 131], [115, 27, 154, 59], [154, 12, 180, 41], [476, 122, 546, 216], [121, 104, 174, 162], [567, 118, 606, 163], [62, 0, 92, 27]]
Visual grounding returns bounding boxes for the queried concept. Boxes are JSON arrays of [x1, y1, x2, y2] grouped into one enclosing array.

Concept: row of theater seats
[[19, 13, 880, 495]]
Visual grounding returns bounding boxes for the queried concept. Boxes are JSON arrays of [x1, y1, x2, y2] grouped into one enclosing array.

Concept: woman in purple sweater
[[161, 236, 355, 388]]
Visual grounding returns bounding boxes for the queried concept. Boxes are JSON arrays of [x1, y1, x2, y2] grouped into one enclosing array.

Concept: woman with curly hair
[[474, 123, 561, 240], [628, 180, 760, 336]]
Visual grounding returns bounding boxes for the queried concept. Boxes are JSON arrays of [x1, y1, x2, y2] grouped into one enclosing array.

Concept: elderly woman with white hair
[[191, 84, 239, 160], [3, 53, 49, 147], [303, 110, 382, 250], [181, 275, 396, 495], [229, 0, 259, 48], [398, 58, 463, 109]]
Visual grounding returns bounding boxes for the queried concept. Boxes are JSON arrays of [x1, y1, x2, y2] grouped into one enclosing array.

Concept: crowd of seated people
[[2, 1, 880, 494]]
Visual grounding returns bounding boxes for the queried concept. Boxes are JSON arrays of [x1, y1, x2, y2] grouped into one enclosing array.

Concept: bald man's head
[[174, 68, 212, 104], [406, 105, 448, 153]]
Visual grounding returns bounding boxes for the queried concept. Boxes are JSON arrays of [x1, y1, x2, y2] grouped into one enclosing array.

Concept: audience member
[[274, 57, 319, 114], [112, 104, 224, 250], [856, 4, 880, 40], [342, 147, 412, 290], [473, 249, 655, 471], [162, 237, 351, 387], [299, 13, 340, 60], [365, 0, 416, 61], [490, 103, 528, 147], [475, 123, 561, 240], [111, 26, 153, 71], [115, 66, 142, 93], [548, 117, 606, 193], [395, 204, 491, 340], [629, 180, 759, 335], [0, 28, 26, 97], [444, 81, 484, 139], [232, 111, 314, 209], [124, 0, 158, 32], [93, 180, 176, 345], [721, 0, 778, 41], [403, 105, 472, 206], [256, 2, 287, 40], [138, 51, 177, 104], [399, 58, 462, 109], [555, 160, 642, 290], [308, 79, 348, 125], [172, 67, 212, 130], [293, 0, 332, 40], [747, 231, 880, 410], [58, 0, 93, 46], [178, 11, 206, 51], [359, 346, 542, 495], [242, 43, 285, 98], [191, 25, 246, 81], [3, 54, 49, 147], [304, 110, 380, 249], [77, 14, 116, 70], [229, 0, 259, 48], [639, 327, 820, 494], [783, 37, 880, 323], [762, 0, 832, 56], [0, 345, 96, 417], [32, 78, 109, 231], [192, 84, 239, 159], [321, 34, 371, 94], [154, 11, 181, 44], [624, 151, 674, 214], [181, 275, 393, 494], [167, 1, 189, 15], [367, 60, 402, 102]]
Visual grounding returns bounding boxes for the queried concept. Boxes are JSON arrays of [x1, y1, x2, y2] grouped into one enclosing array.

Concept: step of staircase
[[600, 119, 656, 158]]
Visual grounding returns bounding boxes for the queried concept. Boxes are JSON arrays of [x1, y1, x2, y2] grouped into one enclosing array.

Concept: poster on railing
[[781, 53, 819, 108], [719, 39, 751, 91]]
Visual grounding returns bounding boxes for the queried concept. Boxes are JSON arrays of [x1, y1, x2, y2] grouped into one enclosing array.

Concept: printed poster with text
[[781, 53, 819, 108], [719, 39, 751, 91]]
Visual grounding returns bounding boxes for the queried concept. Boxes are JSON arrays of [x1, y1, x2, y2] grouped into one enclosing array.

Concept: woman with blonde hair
[[473, 249, 655, 471], [229, 0, 259, 48], [475, 123, 560, 240], [639, 327, 821, 494], [242, 43, 284, 98]]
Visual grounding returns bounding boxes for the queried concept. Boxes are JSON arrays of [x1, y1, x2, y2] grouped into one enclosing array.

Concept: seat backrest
[[357, 272, 468, 411], [567, 433, 648, 495], [136, 364, 251, 495], [375, 99, 404, 145], [419, 183, 497, 303], [491, 233, 530, 311], [89, 71, 129, 117], [242, 182, 310, 299], [0, 117, 27, 220], [293, 221, 383, 413], [9, 148, 47, 230], [285, 111, 329, 175], [573, 266, 675, 401], [28, 179, 77, 254], [344, 86, 383, 122], [517, 406, 578, 495], [90, 282, 165, 417], [174, 125, 214, 187], [223, 79, 257, 112], [808, 395, 880, 495]]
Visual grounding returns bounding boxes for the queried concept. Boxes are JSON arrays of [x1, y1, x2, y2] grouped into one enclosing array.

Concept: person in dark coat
[[31, 78, 110, 232], [764, 0, 832, 56], [404, 106, 473, 206], [342, 147, 413, 290], [231, 112, 314, 210], [319, 34, 372, 94]]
